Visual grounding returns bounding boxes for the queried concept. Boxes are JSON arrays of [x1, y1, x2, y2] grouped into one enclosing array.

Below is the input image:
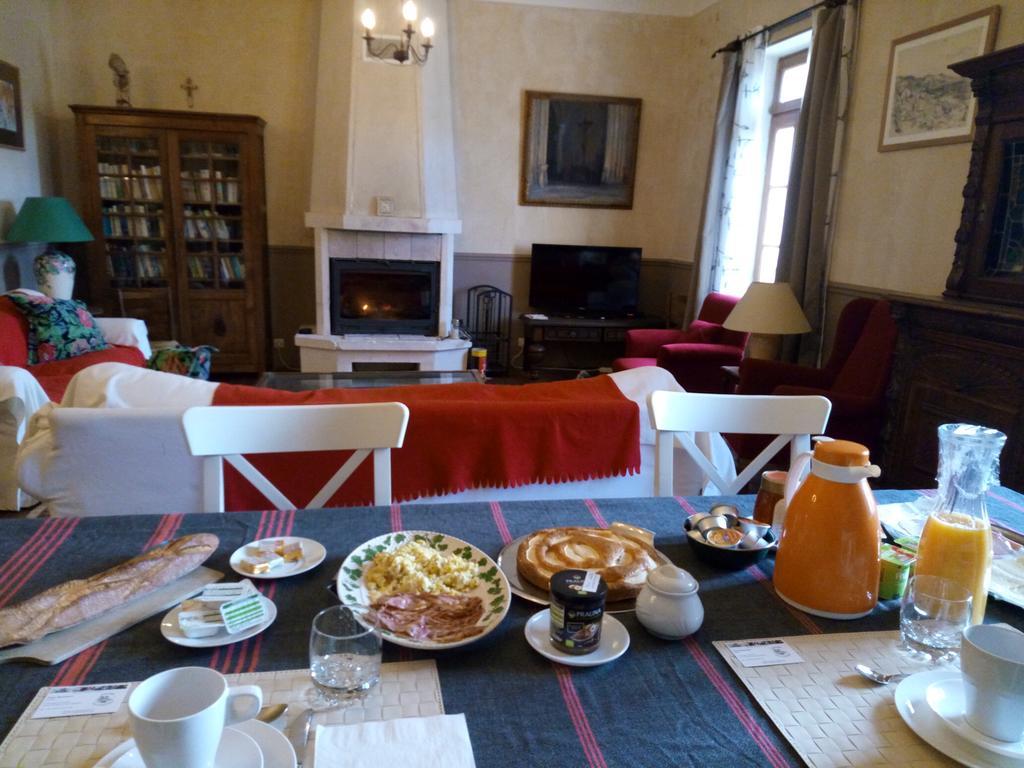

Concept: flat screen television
[[528, 243, 642, 317]]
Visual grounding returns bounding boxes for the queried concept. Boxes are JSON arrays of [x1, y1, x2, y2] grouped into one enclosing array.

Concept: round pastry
[[516, 527, 659, 602]]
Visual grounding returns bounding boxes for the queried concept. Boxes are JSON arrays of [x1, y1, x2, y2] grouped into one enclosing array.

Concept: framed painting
[[878, 7, 999, 152], [520, 91, 641, 209], [0, 60, 24, 151]]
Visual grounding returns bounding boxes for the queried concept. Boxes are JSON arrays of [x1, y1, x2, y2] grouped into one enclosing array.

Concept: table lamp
[[5, 197, 94, 300], [723, 281, 811, 360]]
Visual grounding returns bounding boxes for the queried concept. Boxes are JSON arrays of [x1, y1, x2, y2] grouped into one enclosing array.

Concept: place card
[[725, 639, 803, 668], [31, 682, 130, 719]]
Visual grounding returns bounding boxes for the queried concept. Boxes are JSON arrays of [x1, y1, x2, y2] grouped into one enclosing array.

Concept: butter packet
[[240, 552, 285, 575], [220, 593, 268, 634], [200, 580, 257, 602]]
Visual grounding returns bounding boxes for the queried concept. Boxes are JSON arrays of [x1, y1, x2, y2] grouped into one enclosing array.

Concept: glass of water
[[899, 575, 972, 663], [308, 606, 382, 709]]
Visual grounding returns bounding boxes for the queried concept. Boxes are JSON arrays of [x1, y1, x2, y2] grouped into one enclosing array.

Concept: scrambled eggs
[[364, 540, 479, 599]]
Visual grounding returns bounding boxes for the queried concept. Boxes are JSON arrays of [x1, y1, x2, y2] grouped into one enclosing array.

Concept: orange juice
[[914, 511, 991, 625]]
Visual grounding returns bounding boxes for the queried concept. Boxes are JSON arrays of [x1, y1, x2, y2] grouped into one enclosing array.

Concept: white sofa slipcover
[[17, 363, 736, 517]]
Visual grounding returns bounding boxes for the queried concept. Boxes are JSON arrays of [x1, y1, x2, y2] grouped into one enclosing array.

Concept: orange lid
[[812, 439, 870, 467]]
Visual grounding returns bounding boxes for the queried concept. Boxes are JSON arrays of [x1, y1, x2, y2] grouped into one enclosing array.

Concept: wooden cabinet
[[881, 295, 1024, 492], [521, 315, 664, 374], [72, 105, 269, 373]]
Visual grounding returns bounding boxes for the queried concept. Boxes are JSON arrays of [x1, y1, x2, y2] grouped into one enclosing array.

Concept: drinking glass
[[899, 574, 972, 663], [308, 606, 382, 709]]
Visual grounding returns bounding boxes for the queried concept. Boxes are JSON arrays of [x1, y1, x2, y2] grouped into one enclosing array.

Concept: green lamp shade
[[5, 197, 94, 244]]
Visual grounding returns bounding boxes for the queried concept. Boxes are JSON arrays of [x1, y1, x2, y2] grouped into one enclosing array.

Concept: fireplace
[[330, 259, 439, 335]]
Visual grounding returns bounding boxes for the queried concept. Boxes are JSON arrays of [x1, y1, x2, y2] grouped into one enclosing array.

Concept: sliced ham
[[369, 592, 486, 643]]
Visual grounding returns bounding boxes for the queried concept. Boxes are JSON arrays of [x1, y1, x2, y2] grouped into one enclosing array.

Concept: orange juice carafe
[[773, 440, 882, 619], [914, 423, 1006, 626]]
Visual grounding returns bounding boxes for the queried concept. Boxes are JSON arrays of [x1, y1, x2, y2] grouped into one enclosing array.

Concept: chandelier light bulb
[[420, 17, 435, 39], [402, 0, 418, 23], [360, 8, 376, 30]]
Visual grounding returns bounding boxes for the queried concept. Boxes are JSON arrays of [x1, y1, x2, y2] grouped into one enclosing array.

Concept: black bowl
[[684, 528, 776, 570]]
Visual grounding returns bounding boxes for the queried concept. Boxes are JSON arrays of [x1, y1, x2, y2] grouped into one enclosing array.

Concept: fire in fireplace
[[330, 259, 440, 335]]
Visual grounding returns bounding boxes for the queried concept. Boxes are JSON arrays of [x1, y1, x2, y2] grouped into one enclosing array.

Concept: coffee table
[[257, 369, 484, 391]]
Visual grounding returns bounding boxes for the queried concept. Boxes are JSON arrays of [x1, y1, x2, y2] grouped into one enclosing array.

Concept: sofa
[[16, 363, 738, 517], [0, 292, 152, 510]]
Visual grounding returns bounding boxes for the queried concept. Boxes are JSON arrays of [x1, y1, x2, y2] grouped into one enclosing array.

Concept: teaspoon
[[256, 703, 288, 723], [855, 663, 907, 685]]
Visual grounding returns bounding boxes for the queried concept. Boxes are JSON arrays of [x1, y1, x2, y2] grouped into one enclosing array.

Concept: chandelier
[[360, 1, 435, 65]]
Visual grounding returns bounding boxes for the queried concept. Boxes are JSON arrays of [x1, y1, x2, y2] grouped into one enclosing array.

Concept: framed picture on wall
[[878, 7, 1000, 152], [520, 91, 641, 209], [0, 60, 24, 151]]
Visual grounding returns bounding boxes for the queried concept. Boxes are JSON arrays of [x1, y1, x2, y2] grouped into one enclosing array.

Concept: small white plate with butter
[[160, 595, 277, 648], [229, 536, 326, 580]]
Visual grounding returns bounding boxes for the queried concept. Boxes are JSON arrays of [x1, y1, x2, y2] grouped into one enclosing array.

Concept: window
[[717, 32, 810, 297], [755, 50, 808, 284]]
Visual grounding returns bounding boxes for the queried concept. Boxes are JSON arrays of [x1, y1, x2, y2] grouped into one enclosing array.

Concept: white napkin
[[314, 714, 476, 768]]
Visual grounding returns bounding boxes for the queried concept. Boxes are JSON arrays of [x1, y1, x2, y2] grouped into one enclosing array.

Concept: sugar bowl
[[635, 564, 704, 640]]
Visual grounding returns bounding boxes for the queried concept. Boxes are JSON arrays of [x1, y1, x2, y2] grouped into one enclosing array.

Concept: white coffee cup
[[128, 666, 263, 768], [961, 624, 1024, 742]]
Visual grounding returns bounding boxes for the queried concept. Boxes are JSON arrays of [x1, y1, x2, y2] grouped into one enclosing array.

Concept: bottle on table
[[914, 423, 1006, 626]]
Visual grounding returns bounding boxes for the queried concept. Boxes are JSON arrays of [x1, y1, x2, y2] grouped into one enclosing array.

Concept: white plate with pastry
[[497, 523, 668, 613], [229, 537, 326, 580], [160, 595, 277, 648], [336, 531, 510, 650]]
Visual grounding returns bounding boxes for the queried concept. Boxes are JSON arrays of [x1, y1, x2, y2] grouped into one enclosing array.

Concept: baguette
[[0, 533, 218, 647]]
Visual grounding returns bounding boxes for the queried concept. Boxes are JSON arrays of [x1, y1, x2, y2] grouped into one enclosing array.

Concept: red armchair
[[735, 298, 898, 454], [612, 292, 748, 393]]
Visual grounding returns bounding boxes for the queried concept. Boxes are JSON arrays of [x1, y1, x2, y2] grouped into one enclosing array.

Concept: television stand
[[520, 314, 665, 376]]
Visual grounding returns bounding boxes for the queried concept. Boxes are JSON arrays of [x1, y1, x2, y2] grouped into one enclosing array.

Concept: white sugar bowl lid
[[646, 564, 698, 595]]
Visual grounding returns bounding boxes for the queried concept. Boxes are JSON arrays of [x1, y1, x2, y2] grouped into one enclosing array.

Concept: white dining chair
[[181, 402, 410, 511], [649, 391, 831, 496]]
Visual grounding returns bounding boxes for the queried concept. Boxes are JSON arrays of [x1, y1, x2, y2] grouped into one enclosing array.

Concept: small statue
[[108, 54, 131, 108]]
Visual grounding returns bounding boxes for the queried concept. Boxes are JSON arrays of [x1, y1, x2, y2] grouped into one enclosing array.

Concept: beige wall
[[0, 0, 59, 291]]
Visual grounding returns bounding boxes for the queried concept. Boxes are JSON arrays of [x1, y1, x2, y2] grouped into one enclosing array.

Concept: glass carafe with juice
[[914, 423, 1006, 625]]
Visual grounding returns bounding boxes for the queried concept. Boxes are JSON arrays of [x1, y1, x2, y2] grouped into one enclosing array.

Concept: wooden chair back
[[650, 391, 831, 496], [182, 402, 409, 511]]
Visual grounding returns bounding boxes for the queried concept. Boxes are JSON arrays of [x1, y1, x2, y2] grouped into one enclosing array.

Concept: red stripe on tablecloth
[[685, 637, 793, 768], [245, 510, 296, 673], [490, 502, 512, 545], [674, 497, 700, 516], [553, 664, 607, 768], [0, 519, 62, 585], [51, 515, 187, 687], [585, 500, 608, 529], [748, 565, 822, 635], [212, 509, 273, 671], [0, 518, 79, 608], [231, 509, 285, 674], [390, 504, 403, 532]]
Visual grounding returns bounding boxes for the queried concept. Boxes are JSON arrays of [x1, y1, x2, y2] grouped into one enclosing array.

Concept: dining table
[[2, 487, 1023, 767]]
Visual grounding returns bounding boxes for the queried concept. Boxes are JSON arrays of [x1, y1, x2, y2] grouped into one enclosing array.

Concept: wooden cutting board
[[0, 566, 222, 665]]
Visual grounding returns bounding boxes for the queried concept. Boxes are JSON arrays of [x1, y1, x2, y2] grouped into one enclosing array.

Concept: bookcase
[[71, 105, 269, 373]]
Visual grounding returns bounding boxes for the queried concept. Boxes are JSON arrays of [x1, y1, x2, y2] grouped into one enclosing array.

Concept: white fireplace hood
[[304, 0, 461, 234]]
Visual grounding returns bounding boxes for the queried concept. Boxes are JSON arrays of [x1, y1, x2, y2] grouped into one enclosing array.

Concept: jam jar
[[549, 570, 607, 655]]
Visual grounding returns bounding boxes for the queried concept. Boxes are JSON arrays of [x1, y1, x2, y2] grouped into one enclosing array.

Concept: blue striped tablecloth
[[1, 488, 1022, 767]]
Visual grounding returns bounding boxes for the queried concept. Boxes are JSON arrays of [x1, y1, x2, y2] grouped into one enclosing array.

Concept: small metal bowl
[[683, 512, 776, 570]]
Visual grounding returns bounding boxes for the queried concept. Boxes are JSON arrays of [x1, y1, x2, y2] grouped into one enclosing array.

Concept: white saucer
[[160, 595, 277, 648], [895, 669, 1022, 768], [926, 674, 1024, 760], [524, 609, 630, 667], [93, 726, 262, 768], [230, 537, 327, 580], [234, 718, 297, 768]]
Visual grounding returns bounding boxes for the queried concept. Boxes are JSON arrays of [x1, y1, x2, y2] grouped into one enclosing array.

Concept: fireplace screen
[[330, 259, 439, 335]]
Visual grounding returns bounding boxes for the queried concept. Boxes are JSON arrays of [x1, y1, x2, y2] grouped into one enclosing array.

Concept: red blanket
[[212, 375, 641, 509]]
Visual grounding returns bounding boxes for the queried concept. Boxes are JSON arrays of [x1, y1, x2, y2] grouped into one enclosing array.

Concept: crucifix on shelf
[[181, 77, 198, 109]]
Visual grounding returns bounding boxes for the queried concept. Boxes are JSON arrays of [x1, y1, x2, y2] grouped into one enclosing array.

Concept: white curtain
[[602, 104, 635, 185], [714, 32, 769, 297]]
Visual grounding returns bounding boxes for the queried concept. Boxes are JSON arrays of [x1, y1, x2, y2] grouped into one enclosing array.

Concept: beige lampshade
[[723, 282, 811, 335]]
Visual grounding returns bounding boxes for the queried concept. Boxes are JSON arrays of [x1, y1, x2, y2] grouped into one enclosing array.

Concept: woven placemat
[[0, 660, 442, 768], [714, 630, 965, 767]]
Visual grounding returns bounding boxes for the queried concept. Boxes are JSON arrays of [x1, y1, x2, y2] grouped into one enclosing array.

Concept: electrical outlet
[[273, 338, 285, 349], [375, 196, 395, 216]]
